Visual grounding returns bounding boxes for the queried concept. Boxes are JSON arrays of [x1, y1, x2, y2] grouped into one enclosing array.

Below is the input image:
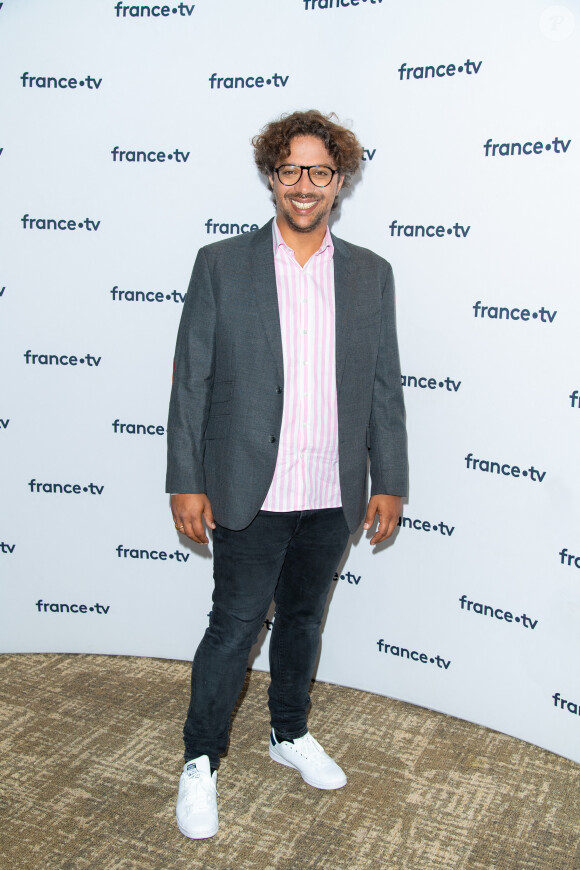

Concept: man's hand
[[363, 494, 402, 545], [171, 493, 216, 545]]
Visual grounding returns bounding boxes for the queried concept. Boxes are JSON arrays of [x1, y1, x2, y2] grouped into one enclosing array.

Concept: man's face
[[269, 135, 344, 235]]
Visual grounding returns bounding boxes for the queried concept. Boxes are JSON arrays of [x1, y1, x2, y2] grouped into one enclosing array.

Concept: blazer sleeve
[[166, 247, 216, 493], [368, 262, 408, 497]]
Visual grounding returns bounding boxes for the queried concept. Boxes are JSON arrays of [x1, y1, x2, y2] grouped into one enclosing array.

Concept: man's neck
[[275, 218, 328, 267]]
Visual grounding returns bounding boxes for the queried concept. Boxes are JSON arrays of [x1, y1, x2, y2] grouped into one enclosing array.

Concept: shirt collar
[[272, 219, 334, 259]]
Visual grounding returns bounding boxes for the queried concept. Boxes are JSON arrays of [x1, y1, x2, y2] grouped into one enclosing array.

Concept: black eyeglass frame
[[273, 164, 340, 188]]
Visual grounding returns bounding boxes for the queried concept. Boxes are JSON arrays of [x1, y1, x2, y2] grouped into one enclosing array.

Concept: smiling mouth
[[290, 198, 319, 211]]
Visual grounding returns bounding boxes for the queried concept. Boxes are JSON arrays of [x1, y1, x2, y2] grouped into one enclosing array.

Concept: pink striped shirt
[[262, 220, 341, 512]]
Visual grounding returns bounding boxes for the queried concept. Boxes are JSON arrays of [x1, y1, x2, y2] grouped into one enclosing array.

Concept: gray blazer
[[166, 219, 408, 532]]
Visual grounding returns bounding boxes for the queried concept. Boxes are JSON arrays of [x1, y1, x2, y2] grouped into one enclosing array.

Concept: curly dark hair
[[252, 110, 363, 186]]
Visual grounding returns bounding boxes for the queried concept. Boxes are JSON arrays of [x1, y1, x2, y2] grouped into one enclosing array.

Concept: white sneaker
[[269, 730, 347, 790], [176, 755, 218, 839]]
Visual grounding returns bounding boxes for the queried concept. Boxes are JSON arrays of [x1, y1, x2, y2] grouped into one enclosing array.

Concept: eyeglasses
[[273, 164, 339, 188]]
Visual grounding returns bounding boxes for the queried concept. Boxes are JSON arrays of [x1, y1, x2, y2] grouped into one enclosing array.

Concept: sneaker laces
[[182, 768, 218, 806], [291, 733, 327, 764]]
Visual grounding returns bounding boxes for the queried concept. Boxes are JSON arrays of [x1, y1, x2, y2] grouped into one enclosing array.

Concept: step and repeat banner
[[1, 0, 579, 763]]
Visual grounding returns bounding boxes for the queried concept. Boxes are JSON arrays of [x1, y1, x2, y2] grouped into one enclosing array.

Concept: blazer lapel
[[248, 222, 353, 388], [250, 220, 284, 382], [332, 234, 353, 390]]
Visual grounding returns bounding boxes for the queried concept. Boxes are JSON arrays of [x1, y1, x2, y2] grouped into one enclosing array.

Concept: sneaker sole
[[177, 818, 218, 839], [269, 744, 347, 790]]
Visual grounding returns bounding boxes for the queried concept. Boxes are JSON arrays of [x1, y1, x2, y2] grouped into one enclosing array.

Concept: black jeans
[[183, 508, 350, 768]]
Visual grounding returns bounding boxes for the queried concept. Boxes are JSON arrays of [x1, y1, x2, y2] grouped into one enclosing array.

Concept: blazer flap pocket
[[205, 415, 230, 441], [210, 380, 233, 404]]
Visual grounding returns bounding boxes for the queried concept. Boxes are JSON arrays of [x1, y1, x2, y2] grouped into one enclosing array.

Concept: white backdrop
[[1, 0, 579, 764]]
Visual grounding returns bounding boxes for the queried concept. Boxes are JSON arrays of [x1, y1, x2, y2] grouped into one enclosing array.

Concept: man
[[166, 110, 408, 839]]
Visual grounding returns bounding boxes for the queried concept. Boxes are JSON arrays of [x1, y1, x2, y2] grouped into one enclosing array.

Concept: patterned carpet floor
[[0, 653, 578, 870]]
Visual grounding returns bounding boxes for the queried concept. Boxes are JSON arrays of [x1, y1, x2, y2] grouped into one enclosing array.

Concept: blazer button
[[276, 386, 283, 394], [269, 435, 276, 443]]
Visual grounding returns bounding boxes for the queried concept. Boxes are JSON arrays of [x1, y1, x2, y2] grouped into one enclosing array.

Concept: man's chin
[[284, 212, 326, 234]]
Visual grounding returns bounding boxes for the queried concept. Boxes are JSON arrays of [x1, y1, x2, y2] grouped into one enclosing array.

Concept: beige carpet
[[0, 654, 578, 870]]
